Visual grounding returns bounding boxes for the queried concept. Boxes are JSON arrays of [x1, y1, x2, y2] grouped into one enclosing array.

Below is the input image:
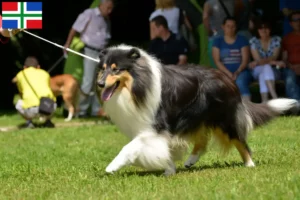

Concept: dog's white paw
[[164, 162, 176, 176], [164, 168, 176, 176], [64, 118, 71, 122], [184, 154, 200, 168], [245, 160, 255, 167], [105, 163, 118, 174]]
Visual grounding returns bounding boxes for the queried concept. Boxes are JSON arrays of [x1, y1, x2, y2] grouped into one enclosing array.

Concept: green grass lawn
[[0, 112, 299, 199]]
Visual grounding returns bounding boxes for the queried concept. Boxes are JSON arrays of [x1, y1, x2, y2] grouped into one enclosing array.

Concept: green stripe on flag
[[2, 14, 42, 17], [21, 2, 24, 28]]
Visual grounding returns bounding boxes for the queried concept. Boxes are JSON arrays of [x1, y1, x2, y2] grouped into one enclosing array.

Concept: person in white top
[[149, 0, 192, 39]]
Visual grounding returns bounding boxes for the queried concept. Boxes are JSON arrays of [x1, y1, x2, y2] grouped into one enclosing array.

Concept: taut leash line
[[21, 30, 100, 63]]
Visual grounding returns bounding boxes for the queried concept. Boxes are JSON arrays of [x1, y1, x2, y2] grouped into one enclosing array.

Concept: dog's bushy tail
[[243, 98, 300, 129]]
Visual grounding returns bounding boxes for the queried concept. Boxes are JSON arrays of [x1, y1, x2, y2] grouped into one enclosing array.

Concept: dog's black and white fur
[[96, 44, 299, 175]]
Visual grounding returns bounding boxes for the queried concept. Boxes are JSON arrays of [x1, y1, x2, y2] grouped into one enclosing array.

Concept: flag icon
[[1, 2, 42, 29], [0, 15, 2, 29]]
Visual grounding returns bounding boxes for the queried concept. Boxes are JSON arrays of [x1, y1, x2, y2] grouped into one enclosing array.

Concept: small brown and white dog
[[50, 74, 80, 121]]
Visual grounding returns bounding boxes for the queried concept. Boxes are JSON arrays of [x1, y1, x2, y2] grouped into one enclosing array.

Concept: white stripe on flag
[[2, 17, 21, 28], [24, 17, 42, 20], [24, 2, 42, 14], [1, 2, 21, 14]]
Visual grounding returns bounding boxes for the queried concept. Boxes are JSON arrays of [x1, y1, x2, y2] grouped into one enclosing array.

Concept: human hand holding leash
[[0, 28, 23, 37], [63, 43, 69, 55]]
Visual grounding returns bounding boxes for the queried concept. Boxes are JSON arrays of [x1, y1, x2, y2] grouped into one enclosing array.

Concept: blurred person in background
[[64, 0, 113, 118], [249, 20, 281, 102], [149, 0, 193, 39], [203, 0, 252, 68], [12, 57, 56, 128], [148, 15, 189, 65], [212, 17, 252, 101], [281, 11, 300, 100]]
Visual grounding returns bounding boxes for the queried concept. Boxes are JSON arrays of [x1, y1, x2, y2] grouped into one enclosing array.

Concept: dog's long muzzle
[[97, 71, 108, 88], [97, 79, 106, 88]]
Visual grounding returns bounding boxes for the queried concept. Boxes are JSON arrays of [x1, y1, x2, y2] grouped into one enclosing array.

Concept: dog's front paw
[[64, 118, 71, 122], [105, 164, 118, 174], [184, 154, 200, 168], [245, 160, 255, 167], [164, 168, 176, 176]]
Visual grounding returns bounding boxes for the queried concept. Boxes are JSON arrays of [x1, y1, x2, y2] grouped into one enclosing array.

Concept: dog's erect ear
[[98, 49, 108, 60], [127, 48, 140, 60]]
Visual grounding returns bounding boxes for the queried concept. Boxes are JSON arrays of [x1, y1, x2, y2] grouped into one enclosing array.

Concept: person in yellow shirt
[[12, 56, 56, 128]]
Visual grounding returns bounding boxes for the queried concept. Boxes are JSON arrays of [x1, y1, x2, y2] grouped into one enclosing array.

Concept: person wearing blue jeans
[[64, 0, 114, 117], [212, 17, 252, 101], [274, 68, 300, 100], [283, 69, 300, 100], [278, 10, 300, 100]]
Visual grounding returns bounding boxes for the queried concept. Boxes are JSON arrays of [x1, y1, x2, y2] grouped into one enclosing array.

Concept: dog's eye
[[113, 68, 124, 73]]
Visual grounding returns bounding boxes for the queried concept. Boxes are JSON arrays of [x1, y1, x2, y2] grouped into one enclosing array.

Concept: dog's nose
[[97, 80, 105, 88]]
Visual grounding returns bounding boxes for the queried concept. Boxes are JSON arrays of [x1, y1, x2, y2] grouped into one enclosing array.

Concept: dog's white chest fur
[[103, 89, 153, 139]]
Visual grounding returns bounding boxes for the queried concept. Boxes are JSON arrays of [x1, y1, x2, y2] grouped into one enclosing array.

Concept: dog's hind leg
[[232, 139, 255, 167], [232, 104, 255, 167], [105, 131, 174, 175], [63, 94, 74, 122], [184, 132, 210, 168]]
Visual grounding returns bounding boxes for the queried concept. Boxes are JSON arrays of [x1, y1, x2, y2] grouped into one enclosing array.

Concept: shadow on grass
[[0, 110, 18, 117], [14, 117, 113, 130], [94, 160, 263, 178]]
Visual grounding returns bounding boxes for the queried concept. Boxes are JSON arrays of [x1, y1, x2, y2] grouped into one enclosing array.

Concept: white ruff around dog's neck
[[103, 45, 162, 139]]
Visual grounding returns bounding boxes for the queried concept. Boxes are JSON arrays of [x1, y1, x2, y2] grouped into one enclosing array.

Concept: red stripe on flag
[[26, 20, 42, 29], [2, 2, 18, 11]]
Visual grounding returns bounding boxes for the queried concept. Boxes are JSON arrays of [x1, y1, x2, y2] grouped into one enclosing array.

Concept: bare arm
[[278, 50, 290, 68], [150, 22, 155, 40], [269, 47, 281, 62], [250, 45, 281, 67], [12, 76, 17, 83], [13, 76, 23, 98], [63, 28, 78, 54], [282, 50, 288, 63], [212, 47, 232, 78], [0, 28, 22, 37], [64, 28, 77, 48], [177, 55, 188, 65], [280, 50, 300, 70], [237, 46, 250, 72], [250, 48, 276, 67]]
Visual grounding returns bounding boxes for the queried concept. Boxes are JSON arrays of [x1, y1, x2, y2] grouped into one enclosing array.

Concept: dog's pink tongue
[[102, 86, 115, 101]]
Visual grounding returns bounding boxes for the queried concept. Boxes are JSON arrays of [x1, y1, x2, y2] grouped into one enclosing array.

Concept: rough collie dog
[[96, 44, 299, 175]]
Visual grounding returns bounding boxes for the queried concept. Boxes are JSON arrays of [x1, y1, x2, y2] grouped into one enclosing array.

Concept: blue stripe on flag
[[2, 20, 19, 29], [26, 2, 42, 12]]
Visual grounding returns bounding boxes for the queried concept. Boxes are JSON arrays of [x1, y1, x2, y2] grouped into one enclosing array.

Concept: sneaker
[[78, 114, 89, 118], [43, 120, 55, 128], [18, 121, 35, 129]]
